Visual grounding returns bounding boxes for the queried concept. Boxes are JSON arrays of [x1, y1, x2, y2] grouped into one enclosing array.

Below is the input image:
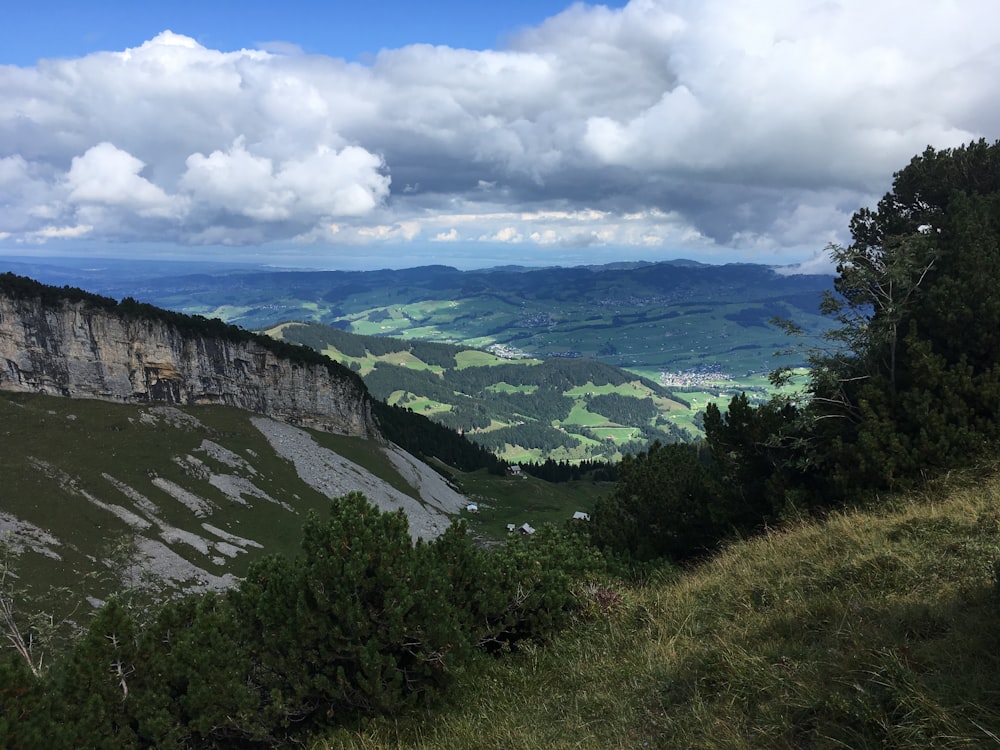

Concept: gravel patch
[[131, 538, 238, 592], [382, 446, 468, 515], [158, 526, 212, 556], [140, 406, 206, 430], [251, 417, 461, 540], [151, 477, 216, 518], [201, 523, 264, 550], [28, 457, 151, 531], [207, 473, 290, 510], [0, 512, 63, 560], [198, 440, 257, 474]]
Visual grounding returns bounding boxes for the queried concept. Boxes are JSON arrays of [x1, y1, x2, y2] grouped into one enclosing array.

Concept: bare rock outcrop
[[0, 287, 375, 438]]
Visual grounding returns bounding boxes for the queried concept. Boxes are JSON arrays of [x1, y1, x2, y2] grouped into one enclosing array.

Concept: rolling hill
[[267, 320, 696, 463]]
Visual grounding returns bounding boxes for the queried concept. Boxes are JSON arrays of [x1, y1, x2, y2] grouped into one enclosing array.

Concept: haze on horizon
[[1, 0, 998, 273]]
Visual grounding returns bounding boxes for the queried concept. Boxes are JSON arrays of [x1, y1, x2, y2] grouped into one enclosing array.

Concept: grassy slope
[[0, 392, 353, 612], [318, 472, 1000, 749], [0, 392, 611, 616], [453, 469, 610, 539]]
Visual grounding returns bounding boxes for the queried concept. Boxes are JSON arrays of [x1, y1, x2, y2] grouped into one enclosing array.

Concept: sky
[[1, 0, 998, 273]]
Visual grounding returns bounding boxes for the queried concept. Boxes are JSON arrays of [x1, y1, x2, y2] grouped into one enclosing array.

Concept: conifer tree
[[590, 441, 721, 562], [232, 492, 462, 731], [802, 139, 1000, 489]]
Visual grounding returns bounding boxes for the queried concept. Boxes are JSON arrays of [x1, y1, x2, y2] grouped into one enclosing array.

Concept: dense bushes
[[590, 441, 723, 562], [232, 495, 462, 727], [2, 493, 603, 747], [798, 140, 1000, 492]]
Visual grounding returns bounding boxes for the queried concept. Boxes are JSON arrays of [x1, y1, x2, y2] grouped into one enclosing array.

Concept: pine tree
[[590, 441, 721, 562], [801, 140, 1000, 489], [232, 493, 463, 731]]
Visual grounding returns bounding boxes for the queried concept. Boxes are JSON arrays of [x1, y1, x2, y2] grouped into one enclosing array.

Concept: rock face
[[0, 291, 376, 438]]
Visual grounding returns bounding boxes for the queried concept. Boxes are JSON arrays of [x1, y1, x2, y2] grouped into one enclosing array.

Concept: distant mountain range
[[0, 255, 835, 379]]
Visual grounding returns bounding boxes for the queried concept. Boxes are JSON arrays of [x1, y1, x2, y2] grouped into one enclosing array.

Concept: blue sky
[[3, 1, 621, 66], [2, 0, 999, 272]]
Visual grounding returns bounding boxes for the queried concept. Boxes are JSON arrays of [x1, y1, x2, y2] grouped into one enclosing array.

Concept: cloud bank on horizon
[[1, 0, 998, 271]]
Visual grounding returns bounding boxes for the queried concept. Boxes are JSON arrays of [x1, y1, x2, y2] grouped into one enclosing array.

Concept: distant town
[[658, 366, 735, 388], [487, 343, 531, 359]]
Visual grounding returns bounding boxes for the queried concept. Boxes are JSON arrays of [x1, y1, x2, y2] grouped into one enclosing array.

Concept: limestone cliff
[[0, 278, 376, 438]]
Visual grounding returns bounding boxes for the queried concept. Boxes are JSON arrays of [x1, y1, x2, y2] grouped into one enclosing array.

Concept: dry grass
[[315, 470, 1000, 749]]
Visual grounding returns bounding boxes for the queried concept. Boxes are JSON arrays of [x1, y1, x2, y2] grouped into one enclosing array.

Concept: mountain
[[0, 273, 374, 437], [7, 257, 834, 379], [0, 273, 484, 615]]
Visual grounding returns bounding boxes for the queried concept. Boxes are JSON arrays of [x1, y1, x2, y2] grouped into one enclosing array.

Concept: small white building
[[517, 523, 536, 535], [572, 511, 591, 522], [466, 503, 479, 513]]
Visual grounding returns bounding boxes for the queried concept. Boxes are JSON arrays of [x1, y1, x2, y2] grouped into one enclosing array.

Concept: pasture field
[[267, 317, 809, 462]]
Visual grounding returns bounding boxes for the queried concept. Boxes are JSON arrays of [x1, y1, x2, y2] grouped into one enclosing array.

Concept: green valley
[[266, 320, 700, 463], [0, 258, 833, 461]]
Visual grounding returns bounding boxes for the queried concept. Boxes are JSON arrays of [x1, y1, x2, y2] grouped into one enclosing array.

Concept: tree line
[[371, 400, 506, 475], [589, 140, 1000, 562]]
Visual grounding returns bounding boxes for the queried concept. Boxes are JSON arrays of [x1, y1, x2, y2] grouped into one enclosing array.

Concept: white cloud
[[28, 224, 94, 240], [180, 140, 389, 223], [182, 142, 279, 218], [489, 227, 524, 243], [355, 222, 421, 242], [1, 1, 998, 265], [65, 142, 183, 219]]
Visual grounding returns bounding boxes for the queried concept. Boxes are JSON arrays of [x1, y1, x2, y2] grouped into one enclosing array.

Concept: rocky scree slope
[[0, 396, 467, 619]]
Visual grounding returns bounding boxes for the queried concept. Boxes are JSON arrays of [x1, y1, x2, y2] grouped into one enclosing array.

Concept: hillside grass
[[454, 470, 610, 538], [0, 392, 611, 614], [317, 470, 1000, 749]]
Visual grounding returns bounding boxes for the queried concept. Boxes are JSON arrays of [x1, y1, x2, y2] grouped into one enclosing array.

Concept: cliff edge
[[0, 273, 375, 438]]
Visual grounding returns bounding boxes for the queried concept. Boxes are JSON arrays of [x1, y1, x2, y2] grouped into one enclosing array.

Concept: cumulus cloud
[[1, 2, 998, 266], [66, 142, 184, 219], [180, 139, 388, 222]]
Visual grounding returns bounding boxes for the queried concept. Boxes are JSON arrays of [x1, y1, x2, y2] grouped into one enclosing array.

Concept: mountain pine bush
[[1, 492, 603, 747]]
